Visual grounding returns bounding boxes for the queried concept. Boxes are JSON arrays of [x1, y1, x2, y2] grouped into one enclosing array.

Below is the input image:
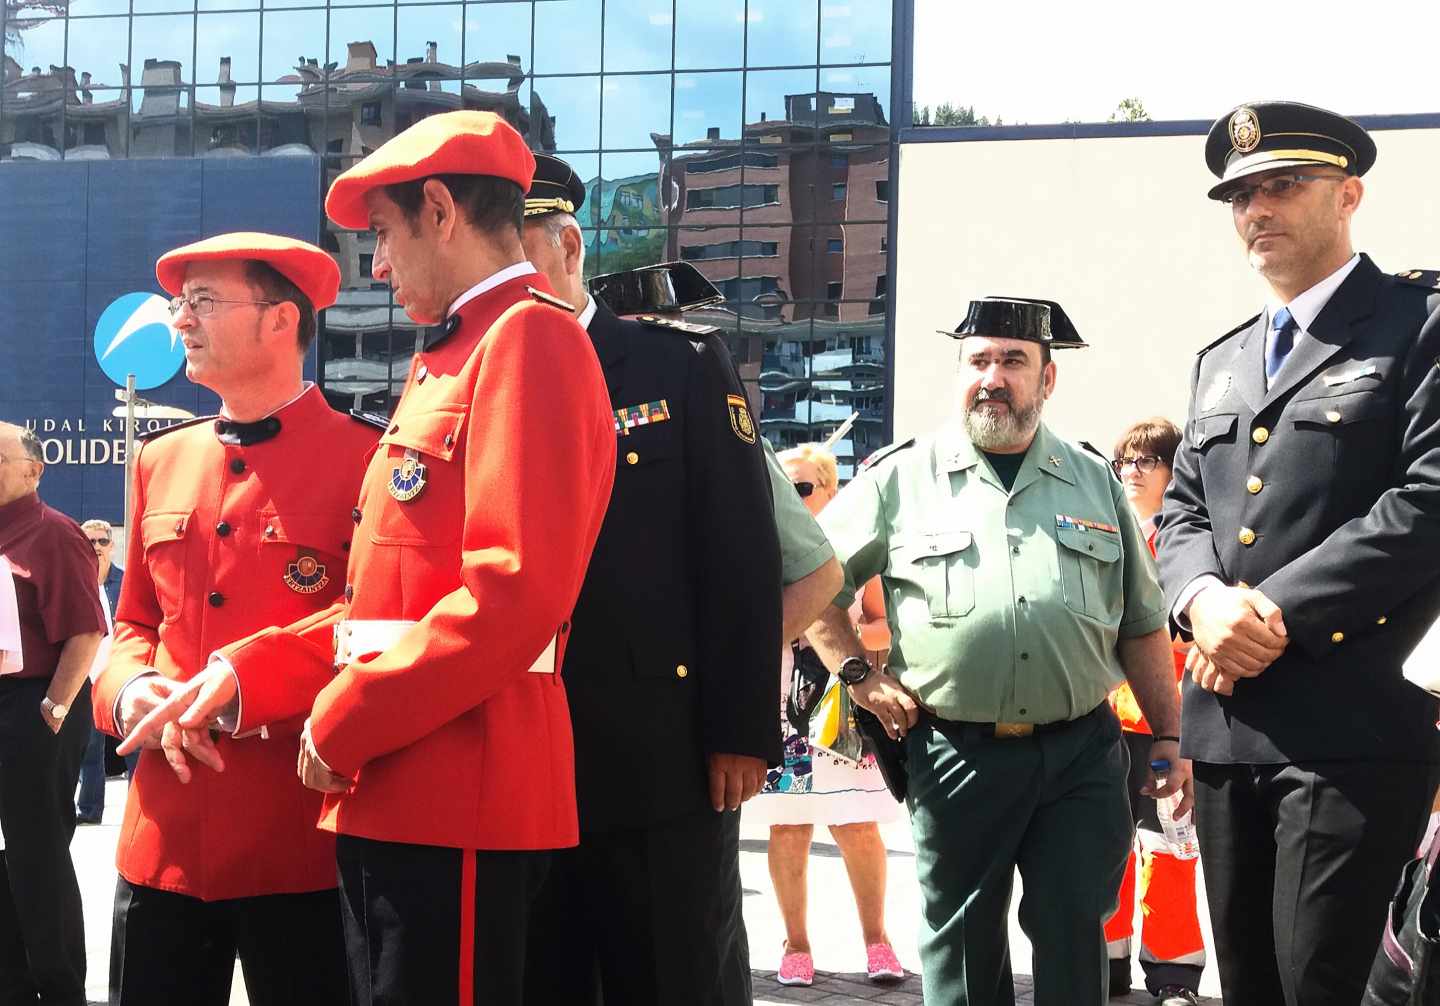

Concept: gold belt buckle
[[993, 722, 1034, 739]]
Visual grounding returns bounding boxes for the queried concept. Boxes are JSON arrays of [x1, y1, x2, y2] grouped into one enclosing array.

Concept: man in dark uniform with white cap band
[[1158, 100, 1440, 1006]]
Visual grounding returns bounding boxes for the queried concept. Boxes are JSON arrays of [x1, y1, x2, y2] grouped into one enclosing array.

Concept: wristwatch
[[41, 697, 67, 722], [837, 656, 872, 686]]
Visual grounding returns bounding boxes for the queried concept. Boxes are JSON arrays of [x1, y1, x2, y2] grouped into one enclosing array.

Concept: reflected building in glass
[[2, 0, 896, 472]]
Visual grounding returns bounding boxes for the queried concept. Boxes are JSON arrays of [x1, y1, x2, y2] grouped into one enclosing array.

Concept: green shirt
[[762, 439, 835, 585], [817, 423, 1167, 724]]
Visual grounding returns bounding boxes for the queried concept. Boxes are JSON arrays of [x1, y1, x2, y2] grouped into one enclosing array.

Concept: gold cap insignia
[[1229, 107, 1261, 154]]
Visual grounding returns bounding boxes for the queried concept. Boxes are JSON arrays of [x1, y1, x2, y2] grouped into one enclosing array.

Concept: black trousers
[[522, 806, 749, 1006], [1193, 759, 1440, 1006], [0, 678, 91, 1006], [110, 878, 347, 1006], [336, 834, 549, 1006]]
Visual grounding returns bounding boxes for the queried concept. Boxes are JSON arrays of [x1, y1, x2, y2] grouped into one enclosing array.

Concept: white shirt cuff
[[1173, 574, 1225, 631], [114, 669, 161, 736], [204, 653, 253, 737]]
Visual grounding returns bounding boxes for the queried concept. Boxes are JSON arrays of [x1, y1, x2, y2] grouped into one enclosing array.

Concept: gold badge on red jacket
[[284, 554, 330, 594], [727, 394, 756, 444], [388, 448, 428, 502]]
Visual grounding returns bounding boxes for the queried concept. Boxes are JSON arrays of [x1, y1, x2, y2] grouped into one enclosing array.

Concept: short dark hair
[[243, 261, 318, 351], [385, 174, 525, 239], [1113, 417, 1182, 468]]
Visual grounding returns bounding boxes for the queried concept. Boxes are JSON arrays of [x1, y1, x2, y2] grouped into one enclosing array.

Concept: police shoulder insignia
[[136, 414, 218, 443], [348, 409, 390, 431], [527, 286, 576, 313], [283, 554, 330, 594], [858, 438, 916, 474], [1396, 269, 1440, 289], [726, 393, 756, 444], [638, 314, 721, 337]]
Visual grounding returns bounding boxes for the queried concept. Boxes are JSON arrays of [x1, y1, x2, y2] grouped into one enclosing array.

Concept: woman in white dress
[[746, 444, 903, 987]]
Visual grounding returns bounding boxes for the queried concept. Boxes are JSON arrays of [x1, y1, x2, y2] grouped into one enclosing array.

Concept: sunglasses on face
[[88, 538, 111, 547], [1110, 455, 1163, 476], [793, 481, 815, 498]]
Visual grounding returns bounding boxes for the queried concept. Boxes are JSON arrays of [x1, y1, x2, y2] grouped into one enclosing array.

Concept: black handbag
[[1363, 831, 1440, 1005], [785, 642, 830, 735]]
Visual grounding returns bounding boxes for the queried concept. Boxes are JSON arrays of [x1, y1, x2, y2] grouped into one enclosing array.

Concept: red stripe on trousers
[[458, 849, 476, 1004]]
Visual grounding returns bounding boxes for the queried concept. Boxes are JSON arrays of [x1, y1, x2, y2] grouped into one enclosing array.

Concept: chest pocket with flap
[[140, 509, 194, 619], [888, 530, 976, 619], [371, 402, 468, 546], [1055, 526, 1122, 622]]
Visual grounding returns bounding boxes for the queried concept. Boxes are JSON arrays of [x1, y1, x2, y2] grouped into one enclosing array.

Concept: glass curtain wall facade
[[3, 0, 895, 472]]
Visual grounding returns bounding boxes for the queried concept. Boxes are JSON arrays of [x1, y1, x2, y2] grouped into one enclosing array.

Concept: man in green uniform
[[808, 298, 1191, 1006]]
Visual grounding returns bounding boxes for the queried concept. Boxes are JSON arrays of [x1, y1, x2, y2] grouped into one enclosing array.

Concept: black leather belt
[[937, 702, 1107, 742]]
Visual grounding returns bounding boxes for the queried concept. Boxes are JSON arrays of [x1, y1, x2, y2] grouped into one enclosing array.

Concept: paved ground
[[71, 778, 1222, 1004]]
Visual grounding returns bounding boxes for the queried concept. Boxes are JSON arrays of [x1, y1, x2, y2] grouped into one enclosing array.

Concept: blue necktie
[[1265, 306, 1297, 382]]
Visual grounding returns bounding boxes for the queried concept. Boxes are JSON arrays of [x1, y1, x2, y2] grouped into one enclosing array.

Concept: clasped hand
[[847, 673, 920, 741], [1186, 585, 1288, 695]]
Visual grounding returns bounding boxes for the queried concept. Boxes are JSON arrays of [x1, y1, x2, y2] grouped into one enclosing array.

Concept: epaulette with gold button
[[527, 286, 576, 313], [136, 414, 217, 443], [857, 438, 916, 474], [637, 314, 721, 337], [1395, 269, 1440, 289], [348, 409, 390, 432]]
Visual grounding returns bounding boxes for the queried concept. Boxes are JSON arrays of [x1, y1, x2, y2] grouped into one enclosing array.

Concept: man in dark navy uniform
[[1158, 100, 1440, 1006], [518, 155, 783, 1005]]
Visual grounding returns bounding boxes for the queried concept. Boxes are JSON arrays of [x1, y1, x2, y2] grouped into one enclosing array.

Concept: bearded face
[[956, 336, 1054, 453]]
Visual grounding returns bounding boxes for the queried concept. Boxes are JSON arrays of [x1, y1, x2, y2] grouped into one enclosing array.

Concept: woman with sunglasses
[[1103, 417, 1207, 1006], [745, 443, 903, 988]]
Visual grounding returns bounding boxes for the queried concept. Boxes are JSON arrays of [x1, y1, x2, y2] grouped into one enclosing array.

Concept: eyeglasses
[[1219, 172, 1346, 209], [168, 294, 279, 318], [88, 538, 111, 547], [1110, 455, 1164, 476], [793, 481, 815, 498]]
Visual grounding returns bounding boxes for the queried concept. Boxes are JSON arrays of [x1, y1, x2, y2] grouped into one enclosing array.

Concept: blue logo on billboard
[[93, 292, 185, 391]]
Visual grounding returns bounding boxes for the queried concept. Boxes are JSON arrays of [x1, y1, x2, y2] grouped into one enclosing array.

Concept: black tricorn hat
[[1204, 101, 1375, 201], [525, 153, 587, 218], [588, 262, 726, 316], [939, 297, 1087, 349]]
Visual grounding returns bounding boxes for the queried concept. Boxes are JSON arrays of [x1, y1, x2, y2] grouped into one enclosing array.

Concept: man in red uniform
[[122, 111, 617, 1005], [0, 422, 105, 1006], [96, 233, 375, 1005], [1105, 417, 1206, 1006]]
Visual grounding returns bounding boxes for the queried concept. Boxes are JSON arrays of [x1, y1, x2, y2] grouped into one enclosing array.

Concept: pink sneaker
[[866, 942, 904, 982], [777, 946, 814, 987]]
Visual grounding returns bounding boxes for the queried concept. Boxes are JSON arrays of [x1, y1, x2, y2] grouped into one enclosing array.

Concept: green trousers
[[906, 704, 1133, 1006]]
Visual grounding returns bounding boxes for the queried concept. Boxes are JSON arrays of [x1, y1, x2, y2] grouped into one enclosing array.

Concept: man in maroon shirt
[[0, 421, 106, 1006]]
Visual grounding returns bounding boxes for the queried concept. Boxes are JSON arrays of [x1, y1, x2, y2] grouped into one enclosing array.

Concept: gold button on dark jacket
[[1252, 426, 1270, 444], [1238, 527, 1256, 545], [1246, 476, 1263, 494]]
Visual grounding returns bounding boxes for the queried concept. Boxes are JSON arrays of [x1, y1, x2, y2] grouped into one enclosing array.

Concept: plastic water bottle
[[1149, 759, 1200, 860]]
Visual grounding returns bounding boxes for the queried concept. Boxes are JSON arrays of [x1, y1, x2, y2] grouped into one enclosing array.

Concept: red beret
[[324, 111, 536, 230], [156, 232, 342, 310]]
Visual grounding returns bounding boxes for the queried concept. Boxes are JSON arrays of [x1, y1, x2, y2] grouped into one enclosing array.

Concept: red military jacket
[[93, 385, 376, 901], [219, 270, 616, 851]]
